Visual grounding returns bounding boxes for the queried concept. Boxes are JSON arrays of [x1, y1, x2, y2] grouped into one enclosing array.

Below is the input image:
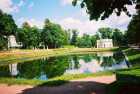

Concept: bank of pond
[[0, 51, 132, 81]]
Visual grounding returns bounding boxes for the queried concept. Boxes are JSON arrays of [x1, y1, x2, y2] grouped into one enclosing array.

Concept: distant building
[[97, 39, 113, 48], [8, 35, 22, 48]]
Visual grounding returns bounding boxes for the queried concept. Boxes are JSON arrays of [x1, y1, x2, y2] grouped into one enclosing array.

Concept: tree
[[42, 19, 67, 48], [0, 35, 7, 49], [71, 29, 78, 46], [98, 28, 113, 39], [0, 10, 17, 49], [112, 29, 126, 46], [72, 0, 139, 20], [17, 22, 41, 49], [77, 34, 92, 48], [91, 35, 97, 47], [127, 10, 140, 45], [0, 11, 17, 36]]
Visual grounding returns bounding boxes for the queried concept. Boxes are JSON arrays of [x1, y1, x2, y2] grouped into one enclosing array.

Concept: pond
[[0, 51, 130, 80]]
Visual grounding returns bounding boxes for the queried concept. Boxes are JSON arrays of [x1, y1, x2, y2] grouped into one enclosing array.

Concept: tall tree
[[0, 10, 17, 49], [0, 12, 17, 36], [98, 28, 113, 39], [42, 19, 67, 48], [71, 29, 78, 46], [112, 29, 126, 46], [91, 35, 97, 47], [77, 34, 92, 48], [17, 22, 41, 49], [127, 10, 140, 45]]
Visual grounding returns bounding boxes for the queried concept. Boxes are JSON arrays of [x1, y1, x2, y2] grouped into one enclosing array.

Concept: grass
[[0, 71, 113, 86], [107, 48, 140, 94], [0, 47, 118, 65], [123, 48, 140, 66], [107, 68, 140, 94]]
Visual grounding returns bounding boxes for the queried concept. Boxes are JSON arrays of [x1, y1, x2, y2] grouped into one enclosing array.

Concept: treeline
[[1, 9, 139, 50], [0, 9, 127, 50], [74, 28, 127, 48], [17, 19, 70, 49]]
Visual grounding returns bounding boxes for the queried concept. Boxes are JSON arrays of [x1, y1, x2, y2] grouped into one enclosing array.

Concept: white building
[[97, 39, 113, 48], [8, 35, 22, 48]]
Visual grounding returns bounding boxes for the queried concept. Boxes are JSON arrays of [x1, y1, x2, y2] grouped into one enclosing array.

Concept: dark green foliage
[[127, 10, 140, 44], [17, 22, 41, 49], [0, 10, 17, 36], [72, 0, 138, 20], [70, 29, 78, 46], [77, 34, 92, 48], [112, 29, 127, 46], [0, 10, 17, 49], [98, 28, 113, 39], [0, 35, 7, 49], [42, 19, 69, 48]]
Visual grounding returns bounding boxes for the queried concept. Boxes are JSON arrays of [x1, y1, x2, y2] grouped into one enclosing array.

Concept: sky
[[0, 0, 136, 35]]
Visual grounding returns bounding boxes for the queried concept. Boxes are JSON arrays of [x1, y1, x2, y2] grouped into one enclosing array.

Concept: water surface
[[0, 51, 130, 80]]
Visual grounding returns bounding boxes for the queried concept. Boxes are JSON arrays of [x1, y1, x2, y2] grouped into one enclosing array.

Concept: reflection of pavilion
[[65, 59, 103, 74], [97, 52, 113, 57], [9, 63, 18, 76], [65, 52, 130, 74]]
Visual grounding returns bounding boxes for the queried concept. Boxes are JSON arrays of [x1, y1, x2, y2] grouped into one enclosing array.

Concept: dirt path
[[0, 75, 116, 94]]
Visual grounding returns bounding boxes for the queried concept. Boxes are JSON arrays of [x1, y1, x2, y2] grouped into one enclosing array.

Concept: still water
[[0, 51, 130, 80]]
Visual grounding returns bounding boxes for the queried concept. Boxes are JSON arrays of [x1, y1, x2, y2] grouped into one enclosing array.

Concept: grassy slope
[[107, 48, 140, 94], [0, 48, 118, 65], [0, 71, 113, 86]]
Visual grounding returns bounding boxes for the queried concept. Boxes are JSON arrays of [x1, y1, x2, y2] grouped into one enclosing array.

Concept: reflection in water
[[9, 63, 18, 76], [0, 52, 130, 80]]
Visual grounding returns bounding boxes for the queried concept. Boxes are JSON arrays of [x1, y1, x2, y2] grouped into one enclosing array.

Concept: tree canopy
[[42, 19, 69, 48], [127, 10, 140, 44], [0, 10, 17, 36], [72, 0, 139, 20], [0, 10, 17, 49]]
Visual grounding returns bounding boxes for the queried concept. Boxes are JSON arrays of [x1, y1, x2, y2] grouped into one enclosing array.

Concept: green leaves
[[42, 19, 69, 48], [73, 0, 136, 20]]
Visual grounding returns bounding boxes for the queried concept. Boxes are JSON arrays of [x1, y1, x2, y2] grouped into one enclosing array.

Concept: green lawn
[[0, 71, 113, 86], [0, 47, 118, 65], [107, 48, 140, 94]]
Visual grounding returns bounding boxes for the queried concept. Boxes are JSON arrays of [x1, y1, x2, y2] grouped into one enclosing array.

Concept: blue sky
[[0, 0, 136, 35]]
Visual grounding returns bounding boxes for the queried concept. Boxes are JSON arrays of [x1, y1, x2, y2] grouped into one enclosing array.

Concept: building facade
[[97, 39, 113, 48], [8, 35, 22, 48]]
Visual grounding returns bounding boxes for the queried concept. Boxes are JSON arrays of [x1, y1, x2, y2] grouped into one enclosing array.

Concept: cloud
[[0, 0, 16, 13], [57, 13, 133, 35], [0, 0, 27, 13], [58, 17, 110, 36], [60, 0, 73, 6], [17, 17, 44, 29]]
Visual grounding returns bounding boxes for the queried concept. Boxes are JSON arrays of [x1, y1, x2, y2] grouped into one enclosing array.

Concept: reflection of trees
[[113, 52, 125, 64], [101, 56, 115, 67], [71, 55, 79, 69], [44, 56, 69, 78], [79, 54, 98, 63], [18, 60, 43, 79], [99, 52, 125, 67], [0, 65, 10, 77]]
